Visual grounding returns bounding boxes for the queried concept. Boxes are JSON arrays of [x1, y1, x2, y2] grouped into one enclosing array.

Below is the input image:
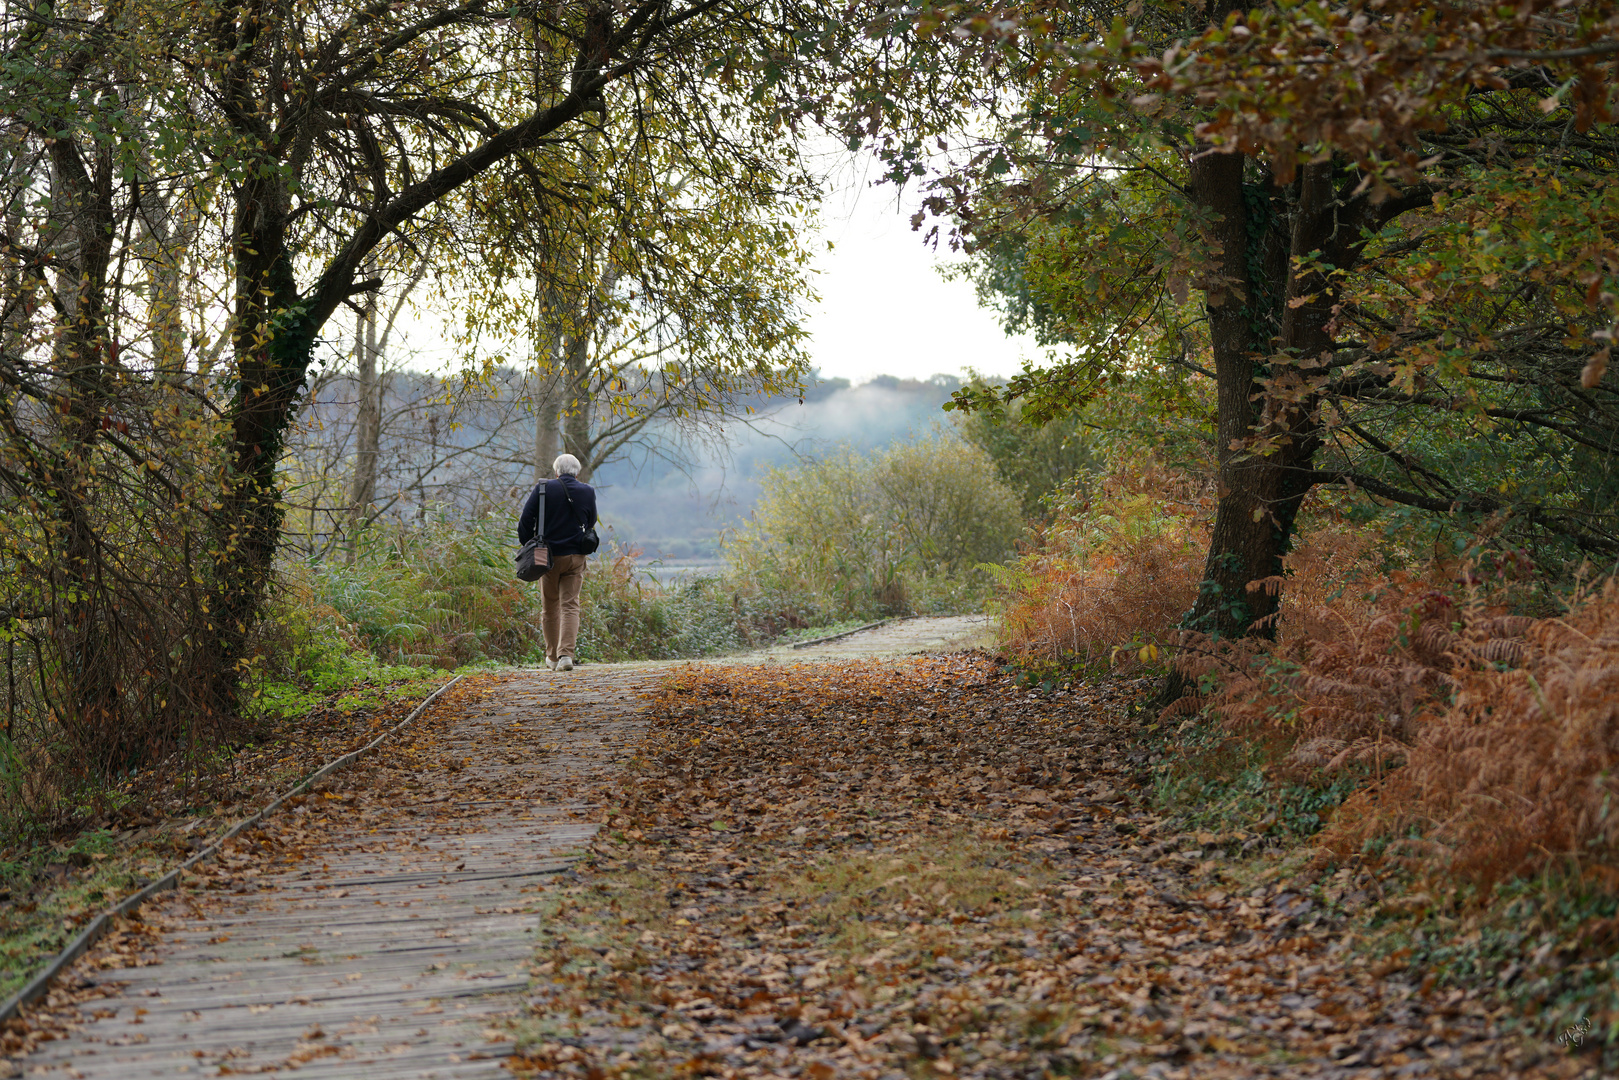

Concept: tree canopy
[[0, 0, 828, 762], [809, 0, 1619, 643]]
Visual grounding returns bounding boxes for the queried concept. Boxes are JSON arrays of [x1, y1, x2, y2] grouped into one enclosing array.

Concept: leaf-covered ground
[[511, 655, 1598, 1079], [4, 654, 1604, 1078]]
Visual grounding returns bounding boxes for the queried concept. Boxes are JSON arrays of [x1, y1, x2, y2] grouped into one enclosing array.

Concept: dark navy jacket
[[517, 475, 597, 557]]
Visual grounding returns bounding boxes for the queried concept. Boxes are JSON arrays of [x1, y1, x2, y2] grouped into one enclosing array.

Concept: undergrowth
[[990, 464, 1213, 673], [0, 830, 157, 1002], [997, 459, 1619, 1049], [1149, 720, 1368, 843], [1353, 872, 1619, 1059], [300, 516, 852, 669]]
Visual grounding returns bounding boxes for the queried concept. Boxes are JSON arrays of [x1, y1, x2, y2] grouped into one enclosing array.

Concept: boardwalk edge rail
[[788, 618, 892, 649], [0, 673, 466, 1026]]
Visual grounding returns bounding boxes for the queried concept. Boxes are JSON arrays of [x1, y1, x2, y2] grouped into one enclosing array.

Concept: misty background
[[589, 373, 966, 566], [285, 369, 976, 572]]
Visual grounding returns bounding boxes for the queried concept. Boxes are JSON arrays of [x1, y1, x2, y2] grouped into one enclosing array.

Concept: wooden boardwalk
[[13, 668, 658, 1079]]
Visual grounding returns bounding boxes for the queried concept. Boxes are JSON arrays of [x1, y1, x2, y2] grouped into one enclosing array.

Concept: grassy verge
[[0, 832, 170, 1003]]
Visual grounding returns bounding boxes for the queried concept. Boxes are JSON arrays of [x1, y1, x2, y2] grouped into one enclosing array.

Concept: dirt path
[[7, 623, 1597, 1078], [772, 615, 993, 660]]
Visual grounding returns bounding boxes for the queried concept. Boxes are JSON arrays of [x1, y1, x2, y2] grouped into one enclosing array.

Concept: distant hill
[[286, 370, 966, 564], [592, 374, 964, 561]]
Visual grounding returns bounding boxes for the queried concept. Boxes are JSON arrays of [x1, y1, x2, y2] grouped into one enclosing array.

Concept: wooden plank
[[11, 667, 655, 1078]]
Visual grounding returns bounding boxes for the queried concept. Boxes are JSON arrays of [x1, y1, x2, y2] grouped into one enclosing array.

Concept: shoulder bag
[[515, 481, 550, 581]]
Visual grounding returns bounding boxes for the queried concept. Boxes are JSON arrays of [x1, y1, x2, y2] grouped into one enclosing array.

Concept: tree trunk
[[135, 158, 192, 382], [1262, 160, 1337, 590], [1160, 154, 1428, 709], [346, 270, 381, 552], [346, 254, 428, 546], [562, 322, 594, 482], [533, 369, 562, 482], [46, 137, 124, 768], [203, 173, 318, 717], [1183, 148, 1282, 642]]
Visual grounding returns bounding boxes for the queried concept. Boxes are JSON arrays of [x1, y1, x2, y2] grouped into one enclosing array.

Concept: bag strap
[[530, 481, 546, 541], [559, 479, 588, 537]]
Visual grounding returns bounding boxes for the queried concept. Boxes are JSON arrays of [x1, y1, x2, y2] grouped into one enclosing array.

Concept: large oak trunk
[[1182, 149, 1297, 643], [200, 176, 319, 717], [1167, 149, 1411, 707]]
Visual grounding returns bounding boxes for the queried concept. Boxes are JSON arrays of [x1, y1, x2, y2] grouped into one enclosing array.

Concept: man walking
[[517, 454, 598, 671]]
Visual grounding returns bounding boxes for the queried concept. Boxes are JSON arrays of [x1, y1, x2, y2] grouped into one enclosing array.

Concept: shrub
[[723, 431, 1023, 621], [996, 459, 1407, 675], [993, 462, 1214, 670], [316, 515, 542, 667], [576, 555, 753, 662], [949, 370, 1103, 518], [1318, 575, 1619, 895]]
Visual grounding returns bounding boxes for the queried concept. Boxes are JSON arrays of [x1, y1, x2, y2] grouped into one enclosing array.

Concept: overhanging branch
[[1313, 470, 1619, 556]]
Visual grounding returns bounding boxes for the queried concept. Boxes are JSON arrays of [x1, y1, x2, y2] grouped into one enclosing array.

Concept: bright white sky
[[802, 159, 1036, 385], [382, 152, 1036, 385]]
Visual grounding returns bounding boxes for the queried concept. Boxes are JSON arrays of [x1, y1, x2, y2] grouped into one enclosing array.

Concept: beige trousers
[[540, 553, 587, 662]]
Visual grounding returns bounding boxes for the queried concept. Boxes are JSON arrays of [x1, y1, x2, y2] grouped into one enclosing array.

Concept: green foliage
[[271, 515, 847, 673], [246, 647, 450, 729], [0, 830, 150, 1001], [722, 431, 1025, 621], [948, 369, 1103, 518], [1366, 878, 1619, 1057], [1150, 724, 1365, 843], [889, 2, 1619, 567], [574, 563, 819, 663], [313, 517, 542, 668]]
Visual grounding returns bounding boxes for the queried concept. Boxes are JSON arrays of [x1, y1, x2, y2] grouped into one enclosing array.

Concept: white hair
[[553, 453, 582, 477]]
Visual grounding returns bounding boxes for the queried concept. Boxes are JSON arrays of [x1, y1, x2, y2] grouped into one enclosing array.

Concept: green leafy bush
[[313, 516, 539, 668], [722, 431, 1024, 621], [949, 369, 1103, 519]]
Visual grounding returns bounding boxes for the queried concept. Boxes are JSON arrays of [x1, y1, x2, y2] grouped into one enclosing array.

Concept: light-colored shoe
[[557, 656, 574, 672], [546, 659, 557, 671]]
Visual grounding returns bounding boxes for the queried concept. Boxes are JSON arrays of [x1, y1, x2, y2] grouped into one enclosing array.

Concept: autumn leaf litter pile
[[513, 656, 1584, 1079]]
